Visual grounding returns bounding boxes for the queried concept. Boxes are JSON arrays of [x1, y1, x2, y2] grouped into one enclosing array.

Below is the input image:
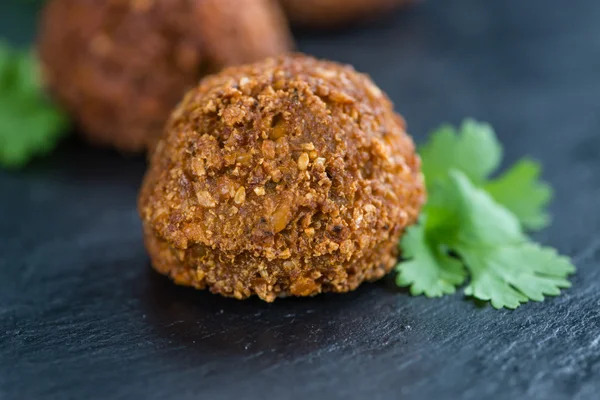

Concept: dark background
[[1, 0, 599, 399]]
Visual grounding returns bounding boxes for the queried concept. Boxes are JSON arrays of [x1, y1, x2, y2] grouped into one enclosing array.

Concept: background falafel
[[280, 0, 416, 28], [37, 0, 293, 152]]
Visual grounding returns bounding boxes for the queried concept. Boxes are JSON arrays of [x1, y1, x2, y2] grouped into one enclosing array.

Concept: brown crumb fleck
[[196, 191, 216, 208], [297, 153, 309, 170], [234, 187, 246, 204]]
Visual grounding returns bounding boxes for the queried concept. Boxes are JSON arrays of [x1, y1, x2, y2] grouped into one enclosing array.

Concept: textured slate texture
[[1, 0, 599, 399]]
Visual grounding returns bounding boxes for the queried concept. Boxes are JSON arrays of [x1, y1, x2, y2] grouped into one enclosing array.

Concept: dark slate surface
[[1, 0, 599, 399]]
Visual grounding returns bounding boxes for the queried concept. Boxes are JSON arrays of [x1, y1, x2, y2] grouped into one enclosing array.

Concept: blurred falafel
[[279, 0, 416, 28], [138, 54, 425, 301], [37, 0, 292, 151]]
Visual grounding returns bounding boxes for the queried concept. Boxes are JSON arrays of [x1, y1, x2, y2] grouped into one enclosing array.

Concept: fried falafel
[[138, 54, 425, 301], [37, 0, 292, 152], [280, 0, 416, 28]]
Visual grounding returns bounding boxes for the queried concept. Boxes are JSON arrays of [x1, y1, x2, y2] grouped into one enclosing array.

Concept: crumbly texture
[[139, 54, 425, 301], [37, 0, 292, 152], [280, 0, 415, 28]]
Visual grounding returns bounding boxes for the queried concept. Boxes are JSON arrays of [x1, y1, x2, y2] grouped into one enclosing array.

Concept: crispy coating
[[280, 0, 416, 28], [37, 0, 292, 151], [139, 54, 425, 301]]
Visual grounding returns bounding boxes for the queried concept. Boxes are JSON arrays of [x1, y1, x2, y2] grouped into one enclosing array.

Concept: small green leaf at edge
[[0, 43, 69, 169], [485, 158, 553, 231], [396, 217, 467, 298], [445, 171, 575, 309], [419, 119, 503, 190]]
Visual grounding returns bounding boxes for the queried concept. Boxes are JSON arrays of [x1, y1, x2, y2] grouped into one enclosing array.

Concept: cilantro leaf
[[485, 159, 553, 231], [396, 219, 466, 297], [444, 171, 574, 309], [460, 243, 574, 309], [443, 170, 525, 246], [397, 120, 574, 309], [0, 42, 69, 169], [419, 119, 501, 188], [421, 119, 552, 230]]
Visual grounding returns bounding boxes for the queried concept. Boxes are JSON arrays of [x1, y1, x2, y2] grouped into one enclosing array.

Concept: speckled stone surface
[[1, 0, 599, 399]]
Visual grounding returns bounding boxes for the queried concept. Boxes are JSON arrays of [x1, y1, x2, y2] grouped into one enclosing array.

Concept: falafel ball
[[280, 0, 415, 28], [138, 54, 425, 301], [37, 0, 292, 152]]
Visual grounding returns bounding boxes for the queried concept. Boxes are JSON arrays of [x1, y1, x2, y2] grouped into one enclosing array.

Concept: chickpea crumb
[[298, 153, 310, 170], [234, 187, 246, 204]]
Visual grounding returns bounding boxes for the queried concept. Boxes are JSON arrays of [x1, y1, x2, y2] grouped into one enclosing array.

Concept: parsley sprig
[[396, 120, 574, 309], [0, 41, 69, 169]]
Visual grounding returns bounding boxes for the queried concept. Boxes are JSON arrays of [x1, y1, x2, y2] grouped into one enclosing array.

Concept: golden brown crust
[[37, 0, 292, 152], [138, 54, 425, 301], [280, 0, 416, 28]]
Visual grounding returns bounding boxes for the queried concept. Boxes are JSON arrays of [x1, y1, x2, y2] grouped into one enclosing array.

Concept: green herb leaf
[[0, 42, 69, 169], [443, 170, 525, 246], [485, 159, 553, 231], [396, 219, 466, 297], [461, 243, 574, 309], [446, 171, 573, 309], [396, 120, 574, 309], [419, 119, 501, 188], [420, 119, 552, 230]]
